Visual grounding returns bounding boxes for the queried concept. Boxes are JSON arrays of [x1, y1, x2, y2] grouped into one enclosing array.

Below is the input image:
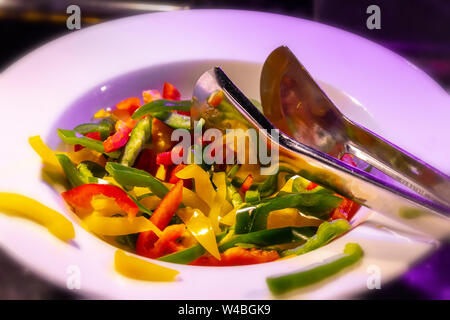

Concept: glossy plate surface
[[0, 10, 448, 299]]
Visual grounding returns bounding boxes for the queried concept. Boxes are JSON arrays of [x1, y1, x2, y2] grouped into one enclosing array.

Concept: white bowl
[[0, 9, 448, 299]]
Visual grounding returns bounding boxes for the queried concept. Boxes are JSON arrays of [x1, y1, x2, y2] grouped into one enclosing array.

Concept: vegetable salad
[[34, 82, 361, 267]]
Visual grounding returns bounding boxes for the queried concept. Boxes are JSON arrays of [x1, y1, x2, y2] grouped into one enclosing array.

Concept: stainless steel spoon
[[191, 64, 450, 239]]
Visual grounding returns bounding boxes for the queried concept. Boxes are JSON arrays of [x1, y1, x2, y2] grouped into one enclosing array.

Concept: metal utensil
[[191, 65, 450, 239], [260, 46, 450, 208]]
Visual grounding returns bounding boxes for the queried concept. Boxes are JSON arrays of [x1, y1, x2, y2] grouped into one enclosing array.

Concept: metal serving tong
[[191, 46, 450, 239]]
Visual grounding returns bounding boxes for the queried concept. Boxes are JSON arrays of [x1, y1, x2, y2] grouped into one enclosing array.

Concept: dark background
[[0, 0, 449, 299]]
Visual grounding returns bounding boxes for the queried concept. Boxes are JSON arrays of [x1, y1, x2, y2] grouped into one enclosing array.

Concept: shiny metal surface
[[261, 46, 450, 207], [192, 66, 450, 238]]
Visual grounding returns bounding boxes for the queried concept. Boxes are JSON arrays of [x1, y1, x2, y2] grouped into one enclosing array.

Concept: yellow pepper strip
[[175, 164, 216, 208], [28, 136, 63, 172], [29, 135, 105, 169], [155, 164, 166, 181], [114, 250, 178, 282], [93, 108, 111, 119], [276, 254, 297, 261], [91, 196, 124, 216], [162, 183, 210, 215], [220, 205, 240, 226], [66, 149, 106, 167], [210, 172, 232, 233], [267, 208, 323, 229], [176, 207, 221, 260], [0, 193, 75, 242], [83, 213, 162, 236]]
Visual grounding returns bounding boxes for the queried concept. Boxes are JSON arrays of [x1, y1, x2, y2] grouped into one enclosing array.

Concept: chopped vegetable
[[219, 226, 317, 252], [83, 213, 161, 236], [61, 184, 139, 218], [120, 116, 152, 166], [177, 207, 220, 260], [191, 247, 279, 266], [105, 162, 169, 198], [114, 250, 179, 282], [175, 164, 216, 208], [249, 191, 343, 232], [131, 99, 191, 120], [57, 129, 120, 158], [103, 120, 132, 153], [56, 154, 86, 187], [74, 118, 114, 140], [162, 82, 181, 101], [136, 181, 183, 258], [266, 243, 363, 295], [282, 219, 351, 256], [0, 193, 74, 241]]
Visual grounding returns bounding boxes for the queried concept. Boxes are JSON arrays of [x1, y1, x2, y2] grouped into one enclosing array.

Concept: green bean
[[120, 117, 152, 166], [249, 190, 343, 232], [55, 154, 85, 188], [131, 99, 191, 119], [105, 162, 169, 199], [266, 243, 363, 295], [282, 219, 351, 257], [74, 118, 114, 140], [57, 129, 120, 158], [219, 226, 317, 252]]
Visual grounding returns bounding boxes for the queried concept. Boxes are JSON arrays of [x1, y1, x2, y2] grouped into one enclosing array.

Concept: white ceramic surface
[[0, 10, 449, 299]]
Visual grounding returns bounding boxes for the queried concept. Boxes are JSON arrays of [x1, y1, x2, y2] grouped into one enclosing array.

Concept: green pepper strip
[[219, 226, 317, 252], [266, 243, 363, 295], [57, 129, 120, 158], [105, 162, 169, 199], [250, 190, 343, 232], [131, 99, 191, 119], [120, 117, 152, 166], [74, 118, 114, 140], [234, 207, 254, 234], [55, 154, 86, 188], [153, 112, 191, 130], [77, 161, 107, 179], [226, 182, 243, 208], [158, 232, 227, 264], [282, 219, 352, 257], [245, 190, 260, 204]]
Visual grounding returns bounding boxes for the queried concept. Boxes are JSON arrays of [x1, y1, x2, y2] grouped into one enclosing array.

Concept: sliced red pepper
[[306, 182, 318, 191], [240, 174, 254, 194], [156, 151, 173, 166], [207, 90, 224, 107], [61, 184, 139, 218], [331, 197, 360, 221], [168, 163, 192, 189], [190, 247, 280, 266], [330, 153, 360, 221], [134, 148, 158, 175], [140, 224, 185, 259], [116, 97, 141, 115], [103, 120, 132, 153], [162, 82, 181, 101], [74, 132, 102, 152], [136, 181, 184, 258]]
